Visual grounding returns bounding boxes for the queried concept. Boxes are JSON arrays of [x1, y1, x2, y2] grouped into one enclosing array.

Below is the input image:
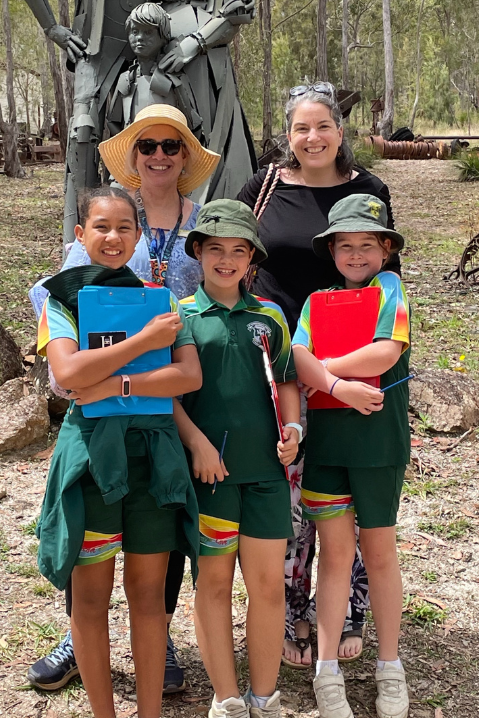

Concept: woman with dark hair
[[237, 82, 399, 671]]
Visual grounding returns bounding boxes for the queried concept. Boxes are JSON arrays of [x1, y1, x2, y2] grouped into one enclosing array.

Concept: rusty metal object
[[446, 233, 479, 286], [368, 135, 450, 160]]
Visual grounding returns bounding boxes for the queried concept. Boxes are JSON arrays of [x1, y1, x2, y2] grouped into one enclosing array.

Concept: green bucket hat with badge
[[312, 194, 405, 261], [185, 199, 268, 264]]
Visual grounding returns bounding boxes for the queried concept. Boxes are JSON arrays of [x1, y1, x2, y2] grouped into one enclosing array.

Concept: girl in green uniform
[[36, 187, 201, 718], [173, 199, 302, 718], [293, 194, 410, 718]]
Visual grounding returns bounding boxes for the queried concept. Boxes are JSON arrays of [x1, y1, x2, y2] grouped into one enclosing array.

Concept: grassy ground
[[0, 161, 478, 718]]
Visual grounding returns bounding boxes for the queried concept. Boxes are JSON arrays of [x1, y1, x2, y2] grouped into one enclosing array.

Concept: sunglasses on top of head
[[135, 138, 184, 156], [289, 82, 336, 99]]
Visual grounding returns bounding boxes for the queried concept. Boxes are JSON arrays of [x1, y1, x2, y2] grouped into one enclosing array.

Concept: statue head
[[126, 3, 171, 61]]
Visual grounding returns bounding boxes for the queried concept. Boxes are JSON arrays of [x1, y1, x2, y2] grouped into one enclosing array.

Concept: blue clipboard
[[78, 285, 173, 417]]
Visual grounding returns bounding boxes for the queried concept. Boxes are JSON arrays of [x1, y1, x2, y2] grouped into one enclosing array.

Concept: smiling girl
[[36, 187, 201, 718], [293, 194, 410, 718]]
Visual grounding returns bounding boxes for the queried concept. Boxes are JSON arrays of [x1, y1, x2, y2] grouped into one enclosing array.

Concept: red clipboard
[[308, 286, 381, 410]]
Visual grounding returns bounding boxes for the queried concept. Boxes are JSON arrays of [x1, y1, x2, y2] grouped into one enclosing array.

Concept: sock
[[377, 658, 402, 671], [316, 659, 339, 676], [249, 693, 273, 709]]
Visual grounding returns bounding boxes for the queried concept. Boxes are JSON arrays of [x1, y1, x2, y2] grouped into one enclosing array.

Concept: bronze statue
[[25, 0, 257, 232]]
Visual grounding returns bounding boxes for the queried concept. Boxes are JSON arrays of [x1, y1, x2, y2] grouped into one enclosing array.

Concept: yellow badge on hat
[[368, 201, 381, 218]]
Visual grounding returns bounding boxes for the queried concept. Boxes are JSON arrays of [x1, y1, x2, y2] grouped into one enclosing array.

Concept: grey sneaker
[[209, 695, 250, 718], [246, 690, 282, 717], [313, 666, 354, 718], [375, 663, 409, 718]]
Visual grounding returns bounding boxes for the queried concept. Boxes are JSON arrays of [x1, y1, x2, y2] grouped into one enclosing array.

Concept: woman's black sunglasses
[[135, 138, 184, 156], [289, 82, 336, 98]]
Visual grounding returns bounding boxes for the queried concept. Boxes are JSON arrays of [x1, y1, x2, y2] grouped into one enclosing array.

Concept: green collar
[[43, 265, 143, 318], [194, 283, 262, 314]]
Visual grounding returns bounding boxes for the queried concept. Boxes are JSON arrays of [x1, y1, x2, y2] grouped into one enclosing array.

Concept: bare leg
[[359, 527, 402, 661], [240, 536, 287, 696], [124, 552, 169, 718], [71, 558, 116, 718], [315, 512, 356, 661], [194, 552, 238, 701]]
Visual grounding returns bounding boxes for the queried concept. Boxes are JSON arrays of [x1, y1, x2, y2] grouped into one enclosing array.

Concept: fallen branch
[[440, 427, 474, 451]]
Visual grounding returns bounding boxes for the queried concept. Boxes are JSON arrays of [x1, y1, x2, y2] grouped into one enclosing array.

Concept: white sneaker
[[375, 663, 409, 718], [248, 690, 282, 717], [209, 695, 250, 718], [313, 667, 354, 718]]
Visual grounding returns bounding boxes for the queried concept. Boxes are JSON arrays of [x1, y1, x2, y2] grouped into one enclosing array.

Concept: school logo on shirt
[[247, 321, 272, 347]]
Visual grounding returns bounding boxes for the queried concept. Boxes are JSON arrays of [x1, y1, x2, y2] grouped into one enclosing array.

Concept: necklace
[[135, 189, 184, 286]]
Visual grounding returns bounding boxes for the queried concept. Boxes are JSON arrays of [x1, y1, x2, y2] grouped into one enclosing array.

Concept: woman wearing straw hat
[[60, 104, 220, 301], [26, 104, 220, 697]]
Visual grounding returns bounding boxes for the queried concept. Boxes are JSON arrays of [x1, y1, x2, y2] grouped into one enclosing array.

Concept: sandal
[[337, 624, 366, 664], [281, 636, 312, 670]]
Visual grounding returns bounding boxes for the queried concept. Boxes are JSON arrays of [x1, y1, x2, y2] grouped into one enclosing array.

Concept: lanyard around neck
[[135, 189, 184, 286]]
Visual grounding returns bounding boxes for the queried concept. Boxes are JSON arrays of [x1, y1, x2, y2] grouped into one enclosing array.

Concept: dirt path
[[0, 160, 478, 718]]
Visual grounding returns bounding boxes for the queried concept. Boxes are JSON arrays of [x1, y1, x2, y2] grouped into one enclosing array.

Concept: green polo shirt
[[293, 271, 411, 468], [180, 284, 297, 484]]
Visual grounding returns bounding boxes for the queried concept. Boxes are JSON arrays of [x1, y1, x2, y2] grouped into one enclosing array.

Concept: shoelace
[[165, 634, 179, 669], [48, 631, 75, 667]]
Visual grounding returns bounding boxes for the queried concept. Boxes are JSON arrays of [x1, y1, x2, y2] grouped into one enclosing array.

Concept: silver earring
[[181, 168, 186, 175]]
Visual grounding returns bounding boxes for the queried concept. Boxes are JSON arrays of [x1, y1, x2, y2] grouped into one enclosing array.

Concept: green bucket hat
[[312, 194, 405, 260], [185, 199, 268, 264]]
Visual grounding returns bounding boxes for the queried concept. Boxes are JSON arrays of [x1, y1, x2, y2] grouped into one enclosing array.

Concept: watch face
[[122, 377, 131, 397]]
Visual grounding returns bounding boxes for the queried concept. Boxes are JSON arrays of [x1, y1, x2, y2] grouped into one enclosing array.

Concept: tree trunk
[[46, 37, 68, 160], [316, 0, 328, 81], [37, 25, 52, 137], [58, 0, 74, 122], [409, 0, 426, 131], [260, 0, 272, 144], [0, 0, 26, 178], [342, 0, 349, 89], [378, 0, 394, 139]]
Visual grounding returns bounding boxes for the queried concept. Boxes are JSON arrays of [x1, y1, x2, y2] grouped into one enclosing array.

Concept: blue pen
[[381, 374, 415, 393], [212, 430, 228, 495]]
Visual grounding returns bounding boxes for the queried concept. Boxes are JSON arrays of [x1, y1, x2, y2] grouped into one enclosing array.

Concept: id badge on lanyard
[[135, 190, 184, 287]]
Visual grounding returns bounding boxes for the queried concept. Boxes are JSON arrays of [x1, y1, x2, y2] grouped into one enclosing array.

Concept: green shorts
[[194, 479, 293, 556], [301, 464, 405, 529], [76, 456, 189, 565]]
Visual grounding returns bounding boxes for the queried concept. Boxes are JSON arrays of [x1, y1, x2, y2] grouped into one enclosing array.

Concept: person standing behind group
[[27, 105, 220, 695], [237, 82, 400, 668]]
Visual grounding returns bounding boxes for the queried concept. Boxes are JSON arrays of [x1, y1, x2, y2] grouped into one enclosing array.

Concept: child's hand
[[277, 425, 299, 466], [300, 383, 318, 399], [191, 436, 230, 484], [70, 376, 120, 405], [140, 312, 183, 350], [333, 380, 384, 415]]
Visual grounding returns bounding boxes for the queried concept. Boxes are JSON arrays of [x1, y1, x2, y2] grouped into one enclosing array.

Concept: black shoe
[[27, 630, 79, 690], [163, 632, 185, 694]]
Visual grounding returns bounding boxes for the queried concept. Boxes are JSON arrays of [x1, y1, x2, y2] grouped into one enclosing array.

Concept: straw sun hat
[[99, 105, 220, 195]]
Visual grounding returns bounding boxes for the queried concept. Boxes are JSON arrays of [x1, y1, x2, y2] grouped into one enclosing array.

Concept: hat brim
[[99, 113, 220, 195], [185, 225, 268, 265], [312, 223, 405, 260]]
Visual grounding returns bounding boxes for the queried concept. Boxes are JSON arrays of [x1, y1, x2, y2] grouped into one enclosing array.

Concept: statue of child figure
[[108, 3, 203, 141]]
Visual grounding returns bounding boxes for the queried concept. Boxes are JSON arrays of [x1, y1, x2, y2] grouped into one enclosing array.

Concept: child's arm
[[70, 344, 202, 405], [173, 398, 229, 484], [326, 339, 402, 378], [293, 345, 384, 415], [47, 312, 182, 390], [276, 381, 301, 466]]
